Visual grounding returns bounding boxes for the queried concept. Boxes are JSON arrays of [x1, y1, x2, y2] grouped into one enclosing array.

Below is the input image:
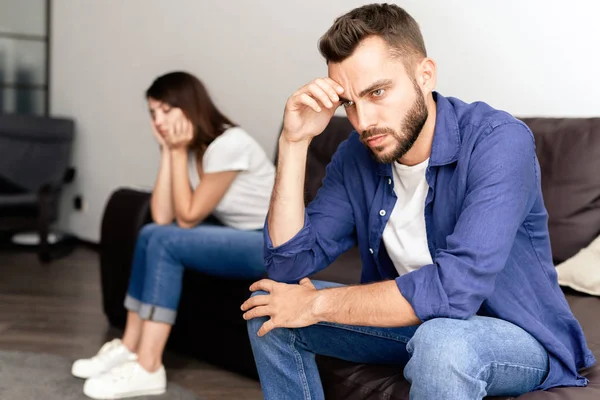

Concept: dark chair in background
[[0, 114, 75, 262]]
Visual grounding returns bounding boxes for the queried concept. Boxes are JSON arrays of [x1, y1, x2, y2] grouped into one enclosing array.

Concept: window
[[0, 0, 49, 115]]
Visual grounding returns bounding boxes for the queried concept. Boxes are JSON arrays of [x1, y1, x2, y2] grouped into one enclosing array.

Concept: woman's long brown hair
[[146, 71, 236, 151]]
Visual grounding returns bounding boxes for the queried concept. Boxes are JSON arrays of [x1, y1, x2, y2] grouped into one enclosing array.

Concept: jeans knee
[[246, 290, 291, 346], [138, 223, 160, 238], [145, 226, 178, 258], [405, 318, 478, 379], [246, 316, 268, 341], [246, 290, 268, 338]]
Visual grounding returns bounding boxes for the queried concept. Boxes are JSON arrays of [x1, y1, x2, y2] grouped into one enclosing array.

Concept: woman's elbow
[[175, 217, 195, 229], [174, 208, 210, 228]]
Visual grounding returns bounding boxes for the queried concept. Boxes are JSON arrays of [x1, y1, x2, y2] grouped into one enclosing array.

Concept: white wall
[[51, 0, 600, 242]]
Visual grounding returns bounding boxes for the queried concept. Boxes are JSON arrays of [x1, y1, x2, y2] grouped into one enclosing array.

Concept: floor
[[0, 245, 263, 400]]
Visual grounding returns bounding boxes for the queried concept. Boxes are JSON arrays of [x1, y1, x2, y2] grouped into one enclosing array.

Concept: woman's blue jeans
[[125, 222, 265, 325]]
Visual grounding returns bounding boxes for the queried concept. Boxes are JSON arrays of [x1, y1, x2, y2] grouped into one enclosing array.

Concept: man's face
[[328, 36, 428, 164]]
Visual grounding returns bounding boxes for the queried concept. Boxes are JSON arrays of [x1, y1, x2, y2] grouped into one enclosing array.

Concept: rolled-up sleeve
[[264, 140, 357, 283], [396, 123, 538, 321]]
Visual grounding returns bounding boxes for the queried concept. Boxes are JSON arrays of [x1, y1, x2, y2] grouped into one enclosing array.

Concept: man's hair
[[319, 3, 427, 70]]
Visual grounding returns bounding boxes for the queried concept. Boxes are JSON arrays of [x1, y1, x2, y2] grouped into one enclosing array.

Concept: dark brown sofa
[[99, 116, 600, 399]]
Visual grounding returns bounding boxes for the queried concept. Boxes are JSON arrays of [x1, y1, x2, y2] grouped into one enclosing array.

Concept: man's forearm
[[314, 280, 421, 327], [268, 136, 311, 247]]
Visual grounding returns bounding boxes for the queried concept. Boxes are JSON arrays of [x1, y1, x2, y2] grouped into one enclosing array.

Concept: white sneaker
[[83, 360, 166, 399], [72, 339, 137, 379]]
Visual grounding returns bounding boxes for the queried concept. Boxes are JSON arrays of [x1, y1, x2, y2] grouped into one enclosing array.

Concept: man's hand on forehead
[[280, 78, 345, 143]]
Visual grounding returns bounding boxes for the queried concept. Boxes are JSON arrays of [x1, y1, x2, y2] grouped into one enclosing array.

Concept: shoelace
[[92, 340, 124, 364]]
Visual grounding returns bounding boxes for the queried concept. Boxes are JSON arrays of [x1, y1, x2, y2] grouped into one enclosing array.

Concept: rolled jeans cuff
[[124, 294, 177, 325]]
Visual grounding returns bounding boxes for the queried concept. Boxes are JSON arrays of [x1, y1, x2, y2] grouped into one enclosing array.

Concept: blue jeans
[[247, 281, 549, 400], [125, 222, 265, 324]]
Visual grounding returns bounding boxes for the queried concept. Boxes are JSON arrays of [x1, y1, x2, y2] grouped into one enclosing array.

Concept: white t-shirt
[[187, 127, 275, 230], [382, 158, 433, 276]]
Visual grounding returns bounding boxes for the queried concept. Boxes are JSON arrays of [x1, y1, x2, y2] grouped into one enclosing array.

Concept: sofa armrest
[[99, 187, 152, 327]]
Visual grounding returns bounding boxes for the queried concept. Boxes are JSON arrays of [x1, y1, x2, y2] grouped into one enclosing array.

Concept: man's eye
[[342, 100, 354, 108], [373, 89, 385, 97]]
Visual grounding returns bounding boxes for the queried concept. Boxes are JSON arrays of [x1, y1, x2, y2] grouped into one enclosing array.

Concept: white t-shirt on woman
[[187, 127, 275, 230]]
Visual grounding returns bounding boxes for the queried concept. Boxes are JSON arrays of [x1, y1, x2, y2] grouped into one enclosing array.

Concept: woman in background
[[72, 71, 274, 399]]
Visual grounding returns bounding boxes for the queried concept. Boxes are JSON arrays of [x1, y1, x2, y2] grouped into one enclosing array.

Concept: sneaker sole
[[84, 387, 166, 399], [71, 367, 113, 380], [71, 367, 96, 379], [72, 357, 136, 379]]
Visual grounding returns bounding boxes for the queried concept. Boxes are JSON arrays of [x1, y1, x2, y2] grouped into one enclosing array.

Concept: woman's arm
[[150, 150, 175, 224], [170, 148, 238, 228], [149, 117, 176, 226]]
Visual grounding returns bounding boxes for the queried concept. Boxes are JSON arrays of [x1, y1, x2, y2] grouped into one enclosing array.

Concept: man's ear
[[416, 57, 437, 94]]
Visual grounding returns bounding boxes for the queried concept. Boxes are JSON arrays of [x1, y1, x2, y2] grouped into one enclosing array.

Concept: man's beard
[[360, 82, 428, 164]]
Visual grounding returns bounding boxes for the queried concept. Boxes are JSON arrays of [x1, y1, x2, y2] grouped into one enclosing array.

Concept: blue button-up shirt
[[264, 92, 595, 390]]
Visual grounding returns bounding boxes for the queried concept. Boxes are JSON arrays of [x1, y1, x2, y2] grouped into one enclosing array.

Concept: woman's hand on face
[[165, 108, 194, 150], [151, 120, 168, 148]]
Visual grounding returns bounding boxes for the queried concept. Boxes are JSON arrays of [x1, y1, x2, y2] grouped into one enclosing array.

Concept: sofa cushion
[[556, 234, 600, 296], [521, 118, 600, 263]]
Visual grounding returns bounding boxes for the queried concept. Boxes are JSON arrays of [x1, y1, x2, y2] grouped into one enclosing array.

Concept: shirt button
[[388, 178, 392, 185], [379, 210, 386, 216], [369, 248, 374, 254]]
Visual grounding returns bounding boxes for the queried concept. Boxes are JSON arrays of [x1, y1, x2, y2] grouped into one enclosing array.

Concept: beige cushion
[[556, 234, 600, 296]]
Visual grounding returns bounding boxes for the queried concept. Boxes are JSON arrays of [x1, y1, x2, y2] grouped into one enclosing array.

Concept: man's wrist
[[279, 134, 311, 151], [312, 288, 333, 323]]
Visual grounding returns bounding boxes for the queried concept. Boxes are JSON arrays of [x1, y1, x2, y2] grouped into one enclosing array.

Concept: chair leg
[[37, 189, 52, 263]]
